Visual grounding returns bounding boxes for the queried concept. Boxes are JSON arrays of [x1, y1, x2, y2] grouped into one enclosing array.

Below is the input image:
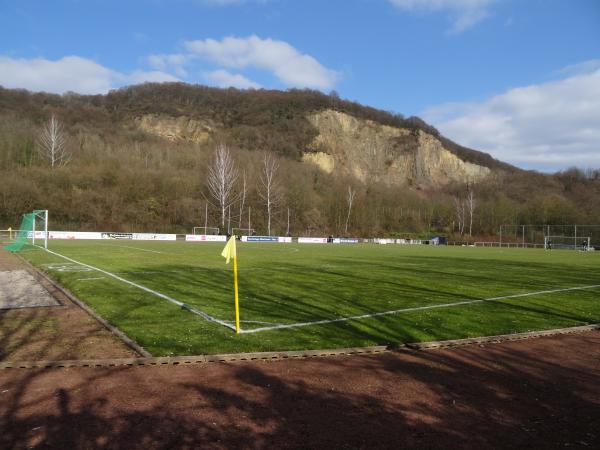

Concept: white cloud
[[388, 0, 497, 32], [184, 35, 339, 90], [557, 59, 600, 77], [204, 69, 261, 89], [148, 53, 190, 77], [125, 70, 181, 85], [0, 55, 178, 94], [424, 63, 600, 171]]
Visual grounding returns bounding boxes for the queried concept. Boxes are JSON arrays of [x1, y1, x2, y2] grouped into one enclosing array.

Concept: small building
[[429, 236, 447, 245]]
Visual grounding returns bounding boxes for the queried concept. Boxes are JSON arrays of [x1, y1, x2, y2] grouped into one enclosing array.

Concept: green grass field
[[20, 240, 600, 356]]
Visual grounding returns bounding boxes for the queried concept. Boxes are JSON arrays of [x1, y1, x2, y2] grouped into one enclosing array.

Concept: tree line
[[0, 85, 599, 240]]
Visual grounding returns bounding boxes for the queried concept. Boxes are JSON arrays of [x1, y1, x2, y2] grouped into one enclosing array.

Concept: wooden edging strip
[[15, 254, 152, 358]]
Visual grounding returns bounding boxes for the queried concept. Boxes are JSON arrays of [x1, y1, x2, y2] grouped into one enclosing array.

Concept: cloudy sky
[[0, 0, 598, 172]]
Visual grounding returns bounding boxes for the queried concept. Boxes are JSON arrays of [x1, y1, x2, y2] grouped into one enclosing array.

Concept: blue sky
[[0, 0, 599, 171]]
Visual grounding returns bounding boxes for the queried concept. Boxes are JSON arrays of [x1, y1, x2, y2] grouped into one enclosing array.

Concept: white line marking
[[43, 248, 236, 331], [112, 245, 163, 254], [223, 320, 279, 326], [75, 277, 106, 281], [239, 284, 600, 334]]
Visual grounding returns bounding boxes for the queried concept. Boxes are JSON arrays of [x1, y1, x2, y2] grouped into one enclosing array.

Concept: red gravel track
[[1, 331, 599, 449]]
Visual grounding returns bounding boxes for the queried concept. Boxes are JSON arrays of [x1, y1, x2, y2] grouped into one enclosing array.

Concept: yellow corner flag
[[221, 235, 237, 264], [221, 236, 241, 333]]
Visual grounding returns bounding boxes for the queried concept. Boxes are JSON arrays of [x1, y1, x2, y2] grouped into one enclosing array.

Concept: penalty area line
[[239, 283, 600, 334], [43, 248, 236, 332]]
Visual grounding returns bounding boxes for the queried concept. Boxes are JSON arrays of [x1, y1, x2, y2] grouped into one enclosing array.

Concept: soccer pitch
[[22, 241, 600, 356]]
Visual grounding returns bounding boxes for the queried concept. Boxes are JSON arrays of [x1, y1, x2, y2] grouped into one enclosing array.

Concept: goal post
[[4, 209, 48, 252], [544, 235, 591, 251], [193, 226, 220, 235]]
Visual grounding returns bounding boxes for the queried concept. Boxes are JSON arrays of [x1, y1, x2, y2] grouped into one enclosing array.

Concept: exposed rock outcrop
[[134, 114, 214, 143], [303, 110, 490, 186], [136, 110, 490, 187]]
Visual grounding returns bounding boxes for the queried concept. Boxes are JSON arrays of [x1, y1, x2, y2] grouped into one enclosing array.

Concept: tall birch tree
[[259, 153, 280, 236], [344, 186, 356, 234], [207, 144, 239, 229], [38, 115, 70, 169]]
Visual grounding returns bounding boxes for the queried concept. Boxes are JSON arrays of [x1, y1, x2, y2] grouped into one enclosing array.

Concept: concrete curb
[[1, 324, 598, 370], [15, 254, 152, 358], [0, 346, 389, 369]]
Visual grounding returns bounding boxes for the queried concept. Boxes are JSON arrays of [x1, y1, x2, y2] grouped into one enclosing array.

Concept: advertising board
[[298, 237, 328, 244], [48, 231, 104, 240], [244, 236, 279, 242], [132, 233, 176, 241], [185, 234, 227, 242]]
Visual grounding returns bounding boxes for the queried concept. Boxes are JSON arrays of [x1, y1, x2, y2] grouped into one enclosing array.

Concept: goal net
[[544, 235, 591, 251], [193, 226, 220, 235], [5, 210, 48, 252]]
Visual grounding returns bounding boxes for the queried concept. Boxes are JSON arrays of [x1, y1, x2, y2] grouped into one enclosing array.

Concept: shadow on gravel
[[1, 333, 598, 449]]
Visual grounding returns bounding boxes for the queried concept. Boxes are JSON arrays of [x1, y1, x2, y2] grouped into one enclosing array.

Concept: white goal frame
[[31, 209, 49, 250], [544, 235, 591, 251], [193, 226, 220, 235]]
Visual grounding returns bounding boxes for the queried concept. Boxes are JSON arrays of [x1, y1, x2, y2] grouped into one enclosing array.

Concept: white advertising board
[[278, 237, 292, 243], [185, 234, 227, 242], [48, 231, 104, 240], [298, 237, 328, 244], [132, 233, 176, 241]]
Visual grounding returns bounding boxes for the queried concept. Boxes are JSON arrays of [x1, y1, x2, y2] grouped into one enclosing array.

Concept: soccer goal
[[544, 235, 591, 251], [231, 227, 255, 236], [5, 210, 48, 252], [193, 226, 220, 235]]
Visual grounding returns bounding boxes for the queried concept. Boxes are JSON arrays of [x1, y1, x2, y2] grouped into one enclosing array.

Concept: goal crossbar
[[193, 226, 220, 235]]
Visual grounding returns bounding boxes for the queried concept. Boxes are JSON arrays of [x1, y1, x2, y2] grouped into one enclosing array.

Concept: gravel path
[[1, 330, 598, 449]]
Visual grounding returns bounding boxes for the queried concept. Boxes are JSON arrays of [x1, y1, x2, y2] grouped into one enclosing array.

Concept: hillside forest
[[0, 83, 599, 242]]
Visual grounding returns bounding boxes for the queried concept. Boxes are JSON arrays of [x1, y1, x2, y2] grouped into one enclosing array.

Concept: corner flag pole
[[233, 251, 241, 333], [221, 236, 241, 333]]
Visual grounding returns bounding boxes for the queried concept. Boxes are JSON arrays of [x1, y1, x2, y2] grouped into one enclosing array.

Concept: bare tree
[[454, 196, 465, 236], [238, 170, 247, 228], [38, 115, 70, 169], [259, 153, 280, 236], [467, 189, 476, 237], [344, 186, 356, 234], [207, 144, 239, 228]]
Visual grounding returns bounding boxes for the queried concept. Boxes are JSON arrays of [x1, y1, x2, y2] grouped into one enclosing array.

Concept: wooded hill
[[0, 83, 599, 239]]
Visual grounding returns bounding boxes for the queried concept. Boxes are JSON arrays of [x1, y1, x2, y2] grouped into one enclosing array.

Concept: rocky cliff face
[[134, 114, 214, 143], [134, 110, 490, 187], [303, 110, 490, 187]]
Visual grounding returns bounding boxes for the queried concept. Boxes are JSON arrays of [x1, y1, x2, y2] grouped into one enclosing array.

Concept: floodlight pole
[[522, 225, 525, 248]]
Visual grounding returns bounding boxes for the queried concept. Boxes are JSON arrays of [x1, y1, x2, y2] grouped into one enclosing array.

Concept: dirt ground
[[0, 330, 598, 449], [0, 250, 137, 362]]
